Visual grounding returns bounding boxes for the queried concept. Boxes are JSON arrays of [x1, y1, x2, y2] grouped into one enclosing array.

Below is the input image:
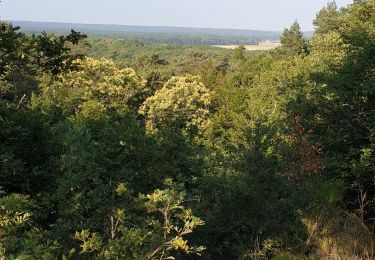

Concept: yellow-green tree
[[33, 58, 145, 116], [139, 75, 213, 136]]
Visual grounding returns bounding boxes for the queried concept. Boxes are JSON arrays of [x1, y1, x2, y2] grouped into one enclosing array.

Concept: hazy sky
[[1, 0, 353, 31]]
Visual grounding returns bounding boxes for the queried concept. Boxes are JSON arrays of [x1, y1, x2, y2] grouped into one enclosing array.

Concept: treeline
[[85, 32, 266, 45], [13, 21, 280, 45], [1, 1, 374, 259]]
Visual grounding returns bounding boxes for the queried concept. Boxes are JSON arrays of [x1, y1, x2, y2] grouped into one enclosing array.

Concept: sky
[[1, 0, 353, 31]]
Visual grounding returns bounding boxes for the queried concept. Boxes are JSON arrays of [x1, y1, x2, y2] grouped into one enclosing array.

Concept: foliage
[[280, 20, 308, 56], [1, 2, 375, 259], [74, 182, 205, 259], [33, 57, 146, 115], [139, 75, 213, 136], [313, 1, 345, 35], [0, 21, 86, 108], [0, 21, 86, 84]]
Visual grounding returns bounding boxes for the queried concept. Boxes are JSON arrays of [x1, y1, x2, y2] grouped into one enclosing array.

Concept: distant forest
[[12, 20, 283, 45], [1, 1, 374, 259]]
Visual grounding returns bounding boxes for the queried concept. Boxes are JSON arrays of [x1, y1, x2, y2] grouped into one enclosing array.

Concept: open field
[[213, 42, 281, 51]]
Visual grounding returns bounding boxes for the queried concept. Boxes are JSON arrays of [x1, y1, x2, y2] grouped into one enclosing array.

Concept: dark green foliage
[[0, 22, 87, 77], [310, 0, 375, 215], [0, 21, 87, 108], [0, 103, 52, 195], [1, 1, 375, 258]]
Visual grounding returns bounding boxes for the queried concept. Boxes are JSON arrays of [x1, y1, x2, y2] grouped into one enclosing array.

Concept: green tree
[[75, 182, 205, 259], [280, 20, 307, 56], [233, 45, 246, 61], [32, 58, 145, 115], [0, 22, 86, 77], [313, 1, 345, 34], [0, 22, 86, 105], [139, 75, 213, 137]]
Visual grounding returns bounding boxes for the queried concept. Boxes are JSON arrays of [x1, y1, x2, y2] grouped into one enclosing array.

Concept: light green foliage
[[0, 193, 56, 259], [73, 99, 109, 124], [139, 75, 213, 135], [232, 45, 246, 61], [75, 182, 205, 259], [142, 182, 205, 259], [1, 1, 375, 259], [0, 194, 31, 237], [33, 57, 145, 115], [309, 31, 347, 71], [342, 0, 375, 47]]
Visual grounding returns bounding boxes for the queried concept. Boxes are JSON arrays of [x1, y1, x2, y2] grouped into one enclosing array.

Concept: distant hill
[[10, 20, 282, 45]]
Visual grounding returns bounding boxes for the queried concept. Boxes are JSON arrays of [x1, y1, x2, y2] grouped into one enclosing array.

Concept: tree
[[32, 58, 145, 115], [0, 191, 57, 258], [0, 22, 86, 105], [322, 0, 375, 203], [233, 45, 246, 61], [1, 1, 375, 258], [313, 1, 345, 35], [139, 75, 213, 136], [280, 20, 307, 56], [0, 22, 86, 78], [74, 181, 205, 259]]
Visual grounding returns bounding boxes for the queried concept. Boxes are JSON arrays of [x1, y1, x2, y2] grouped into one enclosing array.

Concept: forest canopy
[[0, 1, 374, 259]]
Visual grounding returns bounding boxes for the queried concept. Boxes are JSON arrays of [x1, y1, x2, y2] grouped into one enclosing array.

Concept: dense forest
[[1, 1, 374, 259], [12, 21, 281, 46]]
